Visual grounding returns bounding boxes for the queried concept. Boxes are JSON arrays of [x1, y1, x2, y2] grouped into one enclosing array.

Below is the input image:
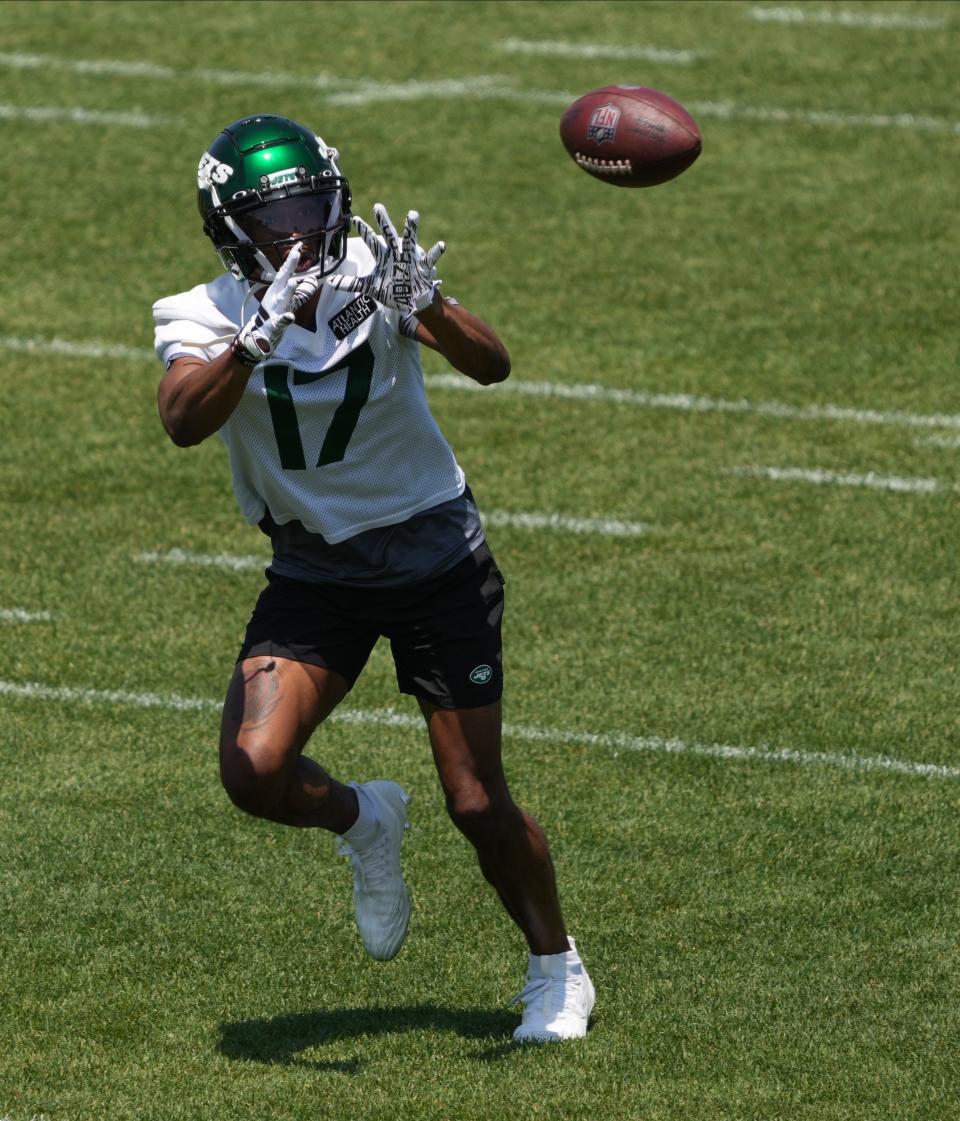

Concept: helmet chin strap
[[251, 248, 280, 282], [239, 281, 263, 326]]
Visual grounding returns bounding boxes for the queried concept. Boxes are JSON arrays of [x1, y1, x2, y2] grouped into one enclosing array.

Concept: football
[[559, 85, 702, 188]]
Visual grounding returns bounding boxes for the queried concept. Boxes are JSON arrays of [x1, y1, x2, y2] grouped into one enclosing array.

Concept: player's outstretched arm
[[413, 293, 510, 386], [328, 205, 509, 386]]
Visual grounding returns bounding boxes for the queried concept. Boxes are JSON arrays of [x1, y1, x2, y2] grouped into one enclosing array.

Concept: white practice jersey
[[152, 239, 465, 544]]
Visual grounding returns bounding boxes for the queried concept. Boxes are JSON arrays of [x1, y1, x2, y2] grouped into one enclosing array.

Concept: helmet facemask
[[213, 185, 350, 284]]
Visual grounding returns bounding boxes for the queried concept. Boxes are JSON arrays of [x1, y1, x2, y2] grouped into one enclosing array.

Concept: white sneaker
[[336, 781, 411, 961], [512, 938, 595, 1042]]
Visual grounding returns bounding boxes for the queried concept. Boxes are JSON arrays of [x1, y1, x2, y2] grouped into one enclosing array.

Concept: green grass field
[[2, 1, 959, 1117]]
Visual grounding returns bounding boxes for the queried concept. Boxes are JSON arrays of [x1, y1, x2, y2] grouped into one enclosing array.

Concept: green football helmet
[[197, 114, 352, 284]]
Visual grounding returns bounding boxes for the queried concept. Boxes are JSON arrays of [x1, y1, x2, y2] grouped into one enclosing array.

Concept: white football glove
[[327, 203, 445, 317], [231, 243, 321, 366], [398, 209, 446, 312]]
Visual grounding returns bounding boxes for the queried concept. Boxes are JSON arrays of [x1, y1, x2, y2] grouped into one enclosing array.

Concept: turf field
[[2, 1, 959, 1117]]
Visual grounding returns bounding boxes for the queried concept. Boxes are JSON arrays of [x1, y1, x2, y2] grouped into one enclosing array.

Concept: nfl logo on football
[[587, 104, 620, 144]]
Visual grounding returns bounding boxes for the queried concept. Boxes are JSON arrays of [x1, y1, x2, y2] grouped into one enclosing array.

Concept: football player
[[153, 115, 594, 1042]]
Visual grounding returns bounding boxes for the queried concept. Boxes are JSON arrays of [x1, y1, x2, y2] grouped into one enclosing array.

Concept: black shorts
[[237, 542, 505, 709]]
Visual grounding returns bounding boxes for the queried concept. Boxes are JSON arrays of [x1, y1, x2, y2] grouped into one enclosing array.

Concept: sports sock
[[530, 938, 581, 974], [339, 782, 379, 849]]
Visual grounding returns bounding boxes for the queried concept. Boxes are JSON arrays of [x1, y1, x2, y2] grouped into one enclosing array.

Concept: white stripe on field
[[915, 434, 960, 449], [133, 510, 653, 575], [497, 37, 701, 64], [7, 334, 960, 435], [326, 76, 514, 106], [0, 608, 53, 622], [0, 50, 338, 89], [0, 51, 506, 105], [749, 6, 948, 30], [1, 678, 956, 781], [334, 79, 960, 134], [0, 335, 152, 362], [135, 548, 266, 572], [334, 709, 960, 780], [505, 86, 960, 135], [0, 50, 953, 134], [424, 371, 960, 432], [0, 50, 177, 78], [0, 680, 219, 713], [483, 510, 653, 536], [687, 99, 960, 136], [728, 465, 941, 494], [0, 103, 175, 128], [365, 82, 959, 135]]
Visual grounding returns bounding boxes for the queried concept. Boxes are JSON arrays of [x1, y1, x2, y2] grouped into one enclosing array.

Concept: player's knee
[[220, 748, 285, 819], [446, 785, 517, 843]]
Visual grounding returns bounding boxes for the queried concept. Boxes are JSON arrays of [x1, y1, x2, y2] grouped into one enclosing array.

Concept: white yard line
[[0, 50, 179, 77], [331, 79, 960, 133], [497, 38, 701, 64], [728, 465, 942, 494], [483, 511, 653, 536], [748, 6, 948, 30], [0, 608, 54, 622], [490, 87, 960, 135], [914, 434, 960, 449], [133, 510, 653, 574], [0, 103, 174, 127], [529, 93, 960, 135], [6, 333, 960, 435], [326, 76, 515, 106], [135, 548, 266, 572], [687, 99, 960, 135], [0, 680, 218, 713], [2, 335, 154, 362], [0, 50, 338, 89], [0, 51, 507, 105], [1, 50, 955, 133], [425, 372, 960, 432], [1, 678, 955, 781]]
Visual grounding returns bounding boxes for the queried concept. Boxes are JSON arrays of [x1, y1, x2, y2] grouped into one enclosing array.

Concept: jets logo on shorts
[[469, 664, 493, 685]]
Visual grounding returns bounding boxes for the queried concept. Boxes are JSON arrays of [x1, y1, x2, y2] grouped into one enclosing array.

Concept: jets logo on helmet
[[197, 152, 234, 188], [197, 114, 353, 285]]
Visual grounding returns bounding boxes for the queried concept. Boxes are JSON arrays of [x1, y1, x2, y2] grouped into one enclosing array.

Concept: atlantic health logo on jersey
[[329, 294, 377, 340]]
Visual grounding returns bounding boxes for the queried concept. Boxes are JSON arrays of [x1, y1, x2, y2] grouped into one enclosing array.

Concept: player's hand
[[400, 210, 445, 312], [327, 203, 445, 316], [232, 243, 319, 365]]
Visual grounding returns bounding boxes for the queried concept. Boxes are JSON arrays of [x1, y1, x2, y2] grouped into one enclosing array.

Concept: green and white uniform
[[153, 238, 484, 585]]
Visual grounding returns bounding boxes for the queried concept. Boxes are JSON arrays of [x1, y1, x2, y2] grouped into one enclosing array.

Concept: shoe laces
[[511, 974, 570, 1013], [337, 831, 392, 890], [511, 974, 547, 1007]]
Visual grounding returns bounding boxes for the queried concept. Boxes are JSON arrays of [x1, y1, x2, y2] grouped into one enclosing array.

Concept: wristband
[[229, 335, 260, 368], [398, 295, 460, 339]]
